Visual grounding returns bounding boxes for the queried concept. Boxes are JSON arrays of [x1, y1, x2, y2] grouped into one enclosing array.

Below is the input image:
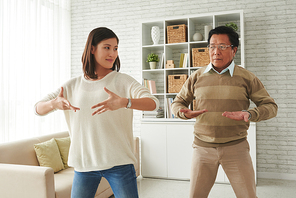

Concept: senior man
[[171, 26, 277, 198]]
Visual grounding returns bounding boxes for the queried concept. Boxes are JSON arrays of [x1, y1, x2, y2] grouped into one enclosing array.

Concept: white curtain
[[0, 0, 71, 143]]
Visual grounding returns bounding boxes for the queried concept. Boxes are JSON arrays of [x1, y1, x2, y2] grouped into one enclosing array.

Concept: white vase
[[204, 25, 212, 41], [151, 26, 160, 45], [149, 62, 157, 69]]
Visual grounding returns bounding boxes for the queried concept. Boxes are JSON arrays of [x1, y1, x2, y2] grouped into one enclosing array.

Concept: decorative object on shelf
[[156, 108, 164, 118], [168, 74, 188, 93], [166, 60, 175, 69], [149, 62, 157, 69], [151, 26, 160, 45], [204, 25, 212, 41], [192, 48, 210, 67], [193, 32, 203, 41], [225, 22, 238, 31], [167, 24, 187, 44], [146, 53, 159, 69]]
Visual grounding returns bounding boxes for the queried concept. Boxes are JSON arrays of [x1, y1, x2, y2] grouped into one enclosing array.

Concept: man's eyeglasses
[[207, 44, 233, 51]]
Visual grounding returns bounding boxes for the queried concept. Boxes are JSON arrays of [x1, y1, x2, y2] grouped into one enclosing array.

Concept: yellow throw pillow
[[55, 136, 71, 168], [34, 138, 65, 173]]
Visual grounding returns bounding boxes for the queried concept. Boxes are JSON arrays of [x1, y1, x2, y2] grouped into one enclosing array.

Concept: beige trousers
[[189, 140, 257, 198]]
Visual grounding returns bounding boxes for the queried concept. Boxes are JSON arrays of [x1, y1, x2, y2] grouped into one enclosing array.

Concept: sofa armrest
[[133, 137, 140, 177], [0, 163, 55, 198]]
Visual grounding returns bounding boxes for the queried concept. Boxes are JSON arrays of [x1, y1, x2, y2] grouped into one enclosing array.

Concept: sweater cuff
[[178, 109, 190, 120], [242, 110, 252, 120], [248, 109, 256, 122]]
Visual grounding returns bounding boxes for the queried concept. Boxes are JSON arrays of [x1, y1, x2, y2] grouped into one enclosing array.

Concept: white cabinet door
[[167, 123, 194, 180], [141, 123, 167, 178], [141, 122, 256, 183], [216, 166, 226, 183], [248, 122, 257, 183]]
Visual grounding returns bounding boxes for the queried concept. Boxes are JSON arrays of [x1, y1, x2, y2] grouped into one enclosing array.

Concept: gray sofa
[[0, 131, 140, 198]]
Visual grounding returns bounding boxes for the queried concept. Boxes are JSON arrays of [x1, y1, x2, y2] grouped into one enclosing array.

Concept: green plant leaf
[[225, 22, 238, 31], [146, 53, 159, 62]]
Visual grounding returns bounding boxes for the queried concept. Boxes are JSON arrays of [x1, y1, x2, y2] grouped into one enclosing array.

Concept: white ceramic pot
[[149, 62, 157, 69], [151, 26, 160, 45]]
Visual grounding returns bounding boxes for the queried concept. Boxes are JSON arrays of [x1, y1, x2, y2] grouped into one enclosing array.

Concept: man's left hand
[[222, 111, 250, 122]]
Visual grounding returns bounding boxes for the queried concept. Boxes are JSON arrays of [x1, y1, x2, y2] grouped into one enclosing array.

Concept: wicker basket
[[167, 24, 187, 44], [192, 47, 210, 67], [168, 74, 188, 93]]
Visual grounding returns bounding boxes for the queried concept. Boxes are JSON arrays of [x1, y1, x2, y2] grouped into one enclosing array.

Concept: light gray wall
[[71, 0, 296, 179]]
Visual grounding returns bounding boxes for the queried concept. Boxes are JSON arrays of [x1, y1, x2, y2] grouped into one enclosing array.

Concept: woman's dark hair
[[82, 27, 120, 80], [208, 26, 239, 48]]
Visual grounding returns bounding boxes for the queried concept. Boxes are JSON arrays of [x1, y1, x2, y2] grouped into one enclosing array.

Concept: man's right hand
[[179, 109, 208, 119]]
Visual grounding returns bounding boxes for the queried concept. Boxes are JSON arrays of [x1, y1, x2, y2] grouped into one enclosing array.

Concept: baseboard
[[258, 172, 296, 181]]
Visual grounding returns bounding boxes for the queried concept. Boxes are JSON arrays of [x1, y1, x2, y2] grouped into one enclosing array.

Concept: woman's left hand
[[91, 87, 127, 116]]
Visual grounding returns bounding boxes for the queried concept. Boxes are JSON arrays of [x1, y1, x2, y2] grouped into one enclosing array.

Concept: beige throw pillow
[[55, 136, 71, 168], [34, 138, 65, 173]]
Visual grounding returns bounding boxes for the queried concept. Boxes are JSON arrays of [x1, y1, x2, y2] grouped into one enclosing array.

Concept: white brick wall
[[71, 0, 296, 179]]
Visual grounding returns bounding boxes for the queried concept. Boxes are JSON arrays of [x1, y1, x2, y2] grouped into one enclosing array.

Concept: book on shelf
[[149, 80, 157, 94], [178, 53, 188, 68], [142, 110, 158, 118], [166, 98, 169, 118], [179, 53, 185, 68], [159, 53, 164, 69], [182, 53, 188, 68], [166, 98, 175, 118], [143, 79, 157, 94]]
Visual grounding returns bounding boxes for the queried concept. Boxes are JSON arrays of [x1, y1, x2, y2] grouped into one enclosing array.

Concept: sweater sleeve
[[171, 72, 195, 119], [248, 77, 278, 122], [120, 73, 159, 111], [34, 88, 61, 116]]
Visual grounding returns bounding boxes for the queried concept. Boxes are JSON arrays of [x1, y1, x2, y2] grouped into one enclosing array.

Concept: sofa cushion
[[34, 138, 65, 173], [55, 137, 71, 168]]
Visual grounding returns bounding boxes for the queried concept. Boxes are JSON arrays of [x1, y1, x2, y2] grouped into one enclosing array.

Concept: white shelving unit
[[140, 10, 256, 184], [141, 10, 244, 121]]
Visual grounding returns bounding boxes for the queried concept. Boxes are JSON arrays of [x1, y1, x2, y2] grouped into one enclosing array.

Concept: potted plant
[[146, 53, 159, 69], [225, 22, 238, 31]]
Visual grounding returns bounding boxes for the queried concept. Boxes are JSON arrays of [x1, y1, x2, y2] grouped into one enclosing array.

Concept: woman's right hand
[[52, 87, 80, 112]]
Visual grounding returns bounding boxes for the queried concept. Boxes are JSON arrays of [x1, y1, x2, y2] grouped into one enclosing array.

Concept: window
[[0, 0, 71, 142]]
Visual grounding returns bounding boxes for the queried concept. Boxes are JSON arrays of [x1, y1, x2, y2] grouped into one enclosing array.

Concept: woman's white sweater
[[36, 71, 159, 172]]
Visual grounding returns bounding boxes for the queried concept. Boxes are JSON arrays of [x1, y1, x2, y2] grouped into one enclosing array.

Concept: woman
[[35, 27, 159, 198]]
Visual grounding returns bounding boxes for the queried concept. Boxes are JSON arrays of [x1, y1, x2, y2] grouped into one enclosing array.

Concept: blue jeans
[[71, 164, 139, 198]]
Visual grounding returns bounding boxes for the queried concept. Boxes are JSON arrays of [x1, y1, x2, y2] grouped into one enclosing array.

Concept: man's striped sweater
[[171, 65, 278, 147]]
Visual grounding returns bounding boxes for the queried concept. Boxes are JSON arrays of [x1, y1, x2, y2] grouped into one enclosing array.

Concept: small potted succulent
[[146, 53, 159, 69]]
